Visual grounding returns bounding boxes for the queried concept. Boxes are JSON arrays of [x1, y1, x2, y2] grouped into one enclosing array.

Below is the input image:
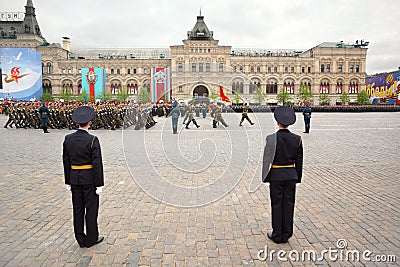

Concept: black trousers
[[240, 114, 253, 124], [71, 184, 99, 247], [269, 180, 296, 242]]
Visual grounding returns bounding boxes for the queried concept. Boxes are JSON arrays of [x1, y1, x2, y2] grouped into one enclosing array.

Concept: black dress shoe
[[267, 233, 283, 244], [86, 236, 104, 248]]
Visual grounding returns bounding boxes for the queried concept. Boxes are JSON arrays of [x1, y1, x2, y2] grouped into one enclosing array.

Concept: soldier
[[212, 102, 228, 128], [239, 103, 255, 126], [3, 102, 15, 128], [63, 106, 104, 248], [302, 101, 312, 133], [169, 101, 180, 134], [262, 106, 303, 244], [182, 103, 189, 124], [185, 103, 200, 129], [39, 101, 50, 133], [201, 103, 208, 118], [195, 104, 201, 117]]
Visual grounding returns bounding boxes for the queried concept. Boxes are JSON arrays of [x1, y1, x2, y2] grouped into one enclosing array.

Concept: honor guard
[[239, 103, 254, 126], [63, 106, 105, 248], [262, 106, 303, 244], [212, 102, 228, 128], [39, 101, 50, 133], [302, 101, 312, 133]]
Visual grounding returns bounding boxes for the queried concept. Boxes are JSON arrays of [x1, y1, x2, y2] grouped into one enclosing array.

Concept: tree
[[339, 91, 350, 105], [253, 87, 265, 104], [356, 90, 370, 105], [40, 92, 54, 102], [318, 93, 330, 105], [298, 86, 314, 104], [276, 88, 292, 106], [116, 86, 129, 102], [137, 87, 150, 103], [58, 85, 75, 102], [78, 88, 90, 103], [208, 89, 218, 101], [232, 91, 242, 105]]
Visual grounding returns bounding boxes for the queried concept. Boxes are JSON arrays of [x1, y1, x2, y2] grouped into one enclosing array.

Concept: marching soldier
[[212, 102, 228, 128], [239, 103, 255, 126], [201, 103, 208, 118], [185, 103, 200, 129], [262, 106, 303, 244], [63, 106, 105, 248], [3, 102, 16, 128]]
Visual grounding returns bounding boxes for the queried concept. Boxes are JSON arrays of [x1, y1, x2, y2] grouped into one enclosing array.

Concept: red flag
[[219, 86, 231, 102]]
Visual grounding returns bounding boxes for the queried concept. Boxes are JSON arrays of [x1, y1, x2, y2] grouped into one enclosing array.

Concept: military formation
[[2, 101, 158, 131], [2, 99, 262, 132]]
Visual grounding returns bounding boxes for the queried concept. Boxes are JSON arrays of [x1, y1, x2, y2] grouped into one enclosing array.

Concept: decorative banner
[[366, 71, 400, 104], [81, 68, 106, 102], [151, 67, 170, 102], [219, 85, 231, 102], [0, 48, 42, 101]]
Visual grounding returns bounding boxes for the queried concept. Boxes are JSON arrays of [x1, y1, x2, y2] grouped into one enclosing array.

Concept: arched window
[[349, 81, 359, 94], [46, 62, 52, 74], [266, 80, 278, 94], [336, 81, 343, 94], [319, 82, 329, 94], [284, 80, 295, 94], [320, 64, 325, 73]]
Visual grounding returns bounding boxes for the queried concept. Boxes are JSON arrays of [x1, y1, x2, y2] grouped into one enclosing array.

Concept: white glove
[[96, 187, 102, 195], [265, 182, 270, 187], [66, 185, 71, 191], [296, 183, 301, 187]]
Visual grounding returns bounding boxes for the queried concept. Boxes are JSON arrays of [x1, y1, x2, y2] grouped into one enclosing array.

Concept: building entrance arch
[[193, 85, 209, 100]]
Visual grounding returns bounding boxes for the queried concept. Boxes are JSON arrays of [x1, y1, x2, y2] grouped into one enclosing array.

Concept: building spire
[[20, 0, 43, 37]]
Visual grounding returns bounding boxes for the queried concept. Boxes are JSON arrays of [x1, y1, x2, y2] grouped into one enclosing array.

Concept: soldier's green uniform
[[213, 103, 228, 128]]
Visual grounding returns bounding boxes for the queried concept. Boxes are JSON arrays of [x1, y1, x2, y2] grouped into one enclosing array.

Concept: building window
[[239, 66, 243, 72], [336, 82, 343, 94], [42, 63, 46, 74], [233, 66, 236, 72], [338, 64, 343, 73], [178, 63, 183, 72], [217, 63, 222, 72], [326, 64, 330, 73], [291, 67, 295, 73], [178, 86, 183, 92], [68, 69, 72, 74], [199, 63, 203, 72], [133, 68, 137, 74], [308, 66, 311, 73], [128, 69, 131, 74], [208, 49, 211, 53], [257, 66, 261, 73], [349, 82, 359, 94], [117, 69, 120, 75], [302, 66, 305, 73], [284, 66, 288, 73], [250, 66, 254, 73], [111, 69, 114, 75], [144, 68, 147, 74], [268, 66, 271, 73], [284, 82, 295, 94], [266, 82, 278, 94], [78, 69, 81, 74], [320, 82, 330, 94], [62, 68, 66, 74], [195, 49, 198, 53], [274, 66, 278, 73], [206, 63, 211, 72], [350, 65, 354, 73], [355, 65, 359, 73], [192, 63, 196, 72], [321, 64, 325, 73]]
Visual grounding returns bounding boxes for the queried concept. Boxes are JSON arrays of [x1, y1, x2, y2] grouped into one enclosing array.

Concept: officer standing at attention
[[63, 106, 104, 248], [239, 103, 254, 126], [302, 101, 312, 133], [168, 101, 180, 134], [262, 106, 303, 244], [39, 101, 50, 133]]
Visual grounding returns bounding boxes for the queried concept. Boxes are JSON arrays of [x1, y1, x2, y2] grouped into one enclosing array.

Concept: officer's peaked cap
[[72, 106, 95, 124], [274, 106, 296, 126]]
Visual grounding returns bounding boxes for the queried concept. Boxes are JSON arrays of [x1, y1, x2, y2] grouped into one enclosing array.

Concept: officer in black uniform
[[63, 106, 105, 248], [262, 106, 303, 244]]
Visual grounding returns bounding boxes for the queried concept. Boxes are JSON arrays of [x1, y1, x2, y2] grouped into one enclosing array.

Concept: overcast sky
[[4, 0, 399, 74]]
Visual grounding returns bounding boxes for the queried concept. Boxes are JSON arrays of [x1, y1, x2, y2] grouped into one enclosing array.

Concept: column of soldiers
[[3, 101, 157, 131]]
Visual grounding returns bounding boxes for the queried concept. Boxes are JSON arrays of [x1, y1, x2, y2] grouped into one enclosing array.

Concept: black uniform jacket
[[63, 129, 104, 186], [262, 129, 303, 183]]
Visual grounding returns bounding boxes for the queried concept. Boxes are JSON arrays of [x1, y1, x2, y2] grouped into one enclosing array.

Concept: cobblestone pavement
[[0, 112, 399, 267]]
